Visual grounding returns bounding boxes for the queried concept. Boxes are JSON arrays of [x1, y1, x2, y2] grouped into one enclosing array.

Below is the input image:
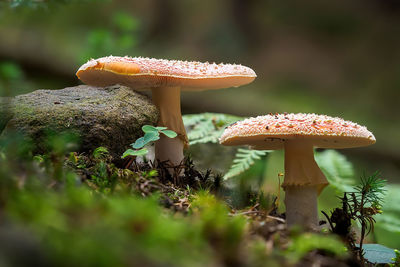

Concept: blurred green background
[[1, 0, 400, 251]]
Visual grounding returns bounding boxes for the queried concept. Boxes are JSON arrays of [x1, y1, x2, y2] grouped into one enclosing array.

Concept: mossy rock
[[0, 85, 159, 158]]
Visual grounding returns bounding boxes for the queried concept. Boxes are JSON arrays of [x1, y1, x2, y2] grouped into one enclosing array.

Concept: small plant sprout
[[93, 147, 110, 160], [122, 125, 177, 159], [220, 113, 376, 230], [323, 172, 387, 260], [77, 56, 256, 168]]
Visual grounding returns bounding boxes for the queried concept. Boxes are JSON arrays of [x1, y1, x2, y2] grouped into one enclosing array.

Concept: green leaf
[[375, 185, 400, 235], [380, 184, 400, 213], [161, 130, 177, 138], [121, 148, 148, 158], [142, 125, 158, 133], [223, 149, 270, 180], [143, 131, 160, 143], [376, 213, 400, 233], [132, 137, 145, 149], [156, 126, 167, 131], [315, 150, 355, 193], [361, 244, 396, 264]]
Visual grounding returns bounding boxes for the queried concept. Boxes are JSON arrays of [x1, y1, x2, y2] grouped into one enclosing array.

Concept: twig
[[321, 210, 334, 231], [267, 215, 286, 223], [229, 211, 286, 223], [230, 210, 261, 216]]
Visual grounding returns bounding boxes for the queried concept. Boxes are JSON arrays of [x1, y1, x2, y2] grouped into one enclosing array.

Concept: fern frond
[[183, 113, 243, 145], [183, 113, 269, 180], [315, 149, 356, 193], [190, 134, 221, 145], [223, 148, 270, 180], [182, 113, 207, 126], [187, 120, 215, 142]]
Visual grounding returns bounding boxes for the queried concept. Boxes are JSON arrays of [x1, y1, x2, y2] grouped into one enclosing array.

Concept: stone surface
[[0, 85, 159, 158]]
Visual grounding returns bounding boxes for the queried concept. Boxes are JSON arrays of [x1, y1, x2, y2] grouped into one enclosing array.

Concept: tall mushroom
[[219, 113, 375, 229], [76, 56, 256, 167]]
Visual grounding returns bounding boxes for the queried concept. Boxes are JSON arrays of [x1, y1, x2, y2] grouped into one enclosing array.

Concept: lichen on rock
[[0, 85, 159, 159]]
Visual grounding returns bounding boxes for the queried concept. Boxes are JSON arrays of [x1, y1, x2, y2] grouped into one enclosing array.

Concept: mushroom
[[219, 113, 375, 229], [76, 56, 256, 168]]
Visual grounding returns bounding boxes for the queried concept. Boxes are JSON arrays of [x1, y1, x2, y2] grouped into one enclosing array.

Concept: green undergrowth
[[0, 132, 350, 266], [0, 130, 396, 266]]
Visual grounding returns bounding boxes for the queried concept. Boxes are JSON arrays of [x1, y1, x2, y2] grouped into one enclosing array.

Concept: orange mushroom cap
[[220, 113, 376, 149], [76, 56, 256, 90]]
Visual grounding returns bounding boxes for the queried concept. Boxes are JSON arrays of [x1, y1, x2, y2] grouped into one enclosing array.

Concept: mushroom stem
[[155, 134, 184, 169], [282, 140, 328, 229], [284, 185, 319, 229], [151, 87, 187, 167]]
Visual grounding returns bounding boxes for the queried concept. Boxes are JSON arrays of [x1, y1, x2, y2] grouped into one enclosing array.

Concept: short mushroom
[[76, 56, 256, 168], [219, 113, 375, 229]]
